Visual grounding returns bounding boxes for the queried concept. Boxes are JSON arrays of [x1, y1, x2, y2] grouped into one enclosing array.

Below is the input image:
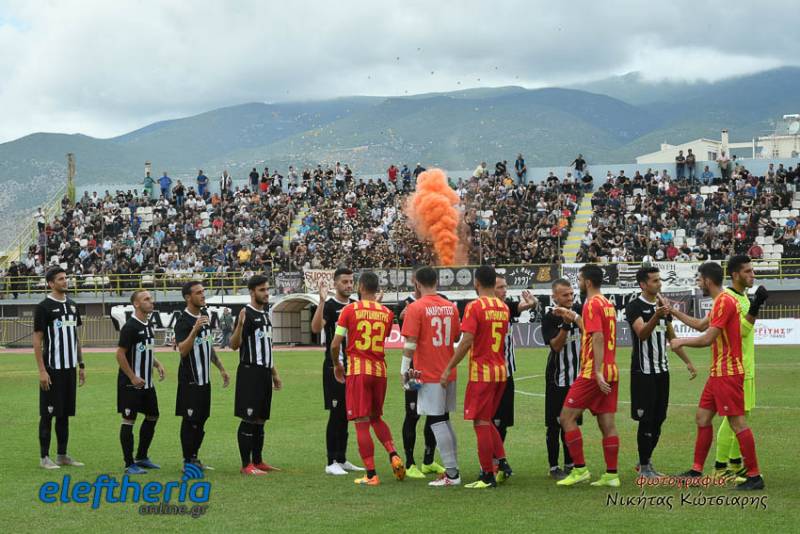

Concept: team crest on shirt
[[55, 319, 62, 328], [47, 406, 54, 414], [137, 343, 145, 353], [247, 408, 253, 416], [255, 330, 265, 339], [187, 409, 193, 416]]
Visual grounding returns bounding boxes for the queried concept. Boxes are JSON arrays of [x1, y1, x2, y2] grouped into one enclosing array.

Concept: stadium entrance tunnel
[[270, 293, 318, 345]]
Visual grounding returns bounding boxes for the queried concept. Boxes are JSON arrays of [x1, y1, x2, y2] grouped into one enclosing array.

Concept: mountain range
[[1, 66, 799, 214]]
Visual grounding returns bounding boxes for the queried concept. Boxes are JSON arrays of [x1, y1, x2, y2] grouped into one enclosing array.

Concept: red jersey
[[336, 300, 394, 377], [461, 296, 509, 383], [401, 294, 461, 383], [580, 294, 619, 382], [709, 292, 744, 377]]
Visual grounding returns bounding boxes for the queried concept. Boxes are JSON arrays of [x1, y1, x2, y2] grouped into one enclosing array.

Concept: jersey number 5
[[491, 321, 504, 352]]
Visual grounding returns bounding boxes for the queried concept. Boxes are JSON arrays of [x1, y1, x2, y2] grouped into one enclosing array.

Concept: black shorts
[[545, 382, 582, 428], [322, 361, 345, 411], [405, 388, 419, 417], [630, 371, 670, 423], [175, 382, 211, 421], [39, 368, 76, 417], [493, 376, 515, 427], [235, 363, 273, 420], [118, 383, 159, 418]]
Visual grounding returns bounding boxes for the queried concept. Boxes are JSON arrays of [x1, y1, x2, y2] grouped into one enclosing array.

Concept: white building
[[636, 115, 800, 165]]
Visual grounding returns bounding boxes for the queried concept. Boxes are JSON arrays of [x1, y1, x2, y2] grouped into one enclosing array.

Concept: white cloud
[[0, 0, 797, 142]]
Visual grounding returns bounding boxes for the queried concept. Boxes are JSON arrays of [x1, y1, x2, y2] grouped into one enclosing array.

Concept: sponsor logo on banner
[[672, 318, 800, 345]]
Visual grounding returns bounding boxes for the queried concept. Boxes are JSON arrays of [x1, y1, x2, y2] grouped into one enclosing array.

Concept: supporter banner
[[501, 265, 559, 287], [369, 265, 559, 292], [304, 269, 335, 291], [275, 272, 304, 295], [561, 263, 618, 287]]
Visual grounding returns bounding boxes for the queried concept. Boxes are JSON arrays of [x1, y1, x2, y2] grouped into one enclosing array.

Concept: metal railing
[[0, 183, 68, 268]]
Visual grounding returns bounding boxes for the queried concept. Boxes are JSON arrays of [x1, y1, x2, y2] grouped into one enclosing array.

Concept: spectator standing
[[249, 168, 260, 191], [515, 154, 527, 183], [36, 208, 46, 233], [570, 154, 587, 179], [220, 308, 234, 348], [197, 170, 209, 199], [143, 172, 155, 198], [158, 172, 172, 200], [173, 180, 186, 208], [675, 150, 686, 179], [718, 151, 731, 180], [220, 170, 233, 196], [686, 149, 696, 182], [387, 165, 398, 189]]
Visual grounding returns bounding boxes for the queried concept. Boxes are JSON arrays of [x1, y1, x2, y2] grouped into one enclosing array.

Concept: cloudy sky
[[0, 0, 797, 143]]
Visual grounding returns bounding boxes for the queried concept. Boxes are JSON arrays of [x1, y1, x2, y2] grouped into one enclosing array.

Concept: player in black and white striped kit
[[174, 281, 230, 473], [493, 274, 538, 443], [625, 267, 697, 478], [116, 289, 166, 474], [231, 275, 283, 475], [33, 267, 86, 469], [540, 278, 583, 480]]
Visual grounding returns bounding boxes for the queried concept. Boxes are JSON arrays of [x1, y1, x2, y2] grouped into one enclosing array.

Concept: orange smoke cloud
[[405, 169, 462, 266]]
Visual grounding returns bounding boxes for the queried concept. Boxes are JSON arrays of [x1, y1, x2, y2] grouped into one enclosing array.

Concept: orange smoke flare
[[405, 169, 462, 266]]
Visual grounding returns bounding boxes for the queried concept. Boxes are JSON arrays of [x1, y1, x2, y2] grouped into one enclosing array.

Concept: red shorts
[[464, 380, 506, 421], [345, 374, 387, 420], [698, 375, 744, 416], [563, 376, 618, 415]]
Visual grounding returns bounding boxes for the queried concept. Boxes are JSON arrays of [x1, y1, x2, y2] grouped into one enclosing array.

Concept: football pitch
[[1, 347, 798, 533]]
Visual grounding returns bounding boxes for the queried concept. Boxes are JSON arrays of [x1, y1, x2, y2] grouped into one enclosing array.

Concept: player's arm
[[271, 365, 282, 390], [666, 323, 697, 379], [518, 290, 539, 313], [400, 336, 419, 386], [153, 357, 166, 381], [32, 305, 50, 391], [667, 304, 709, 332], [230, 308, 246, 351], [745, 286, 769, 326], [440, 332, 473, 387], [310, 285, 328, 334], [631, 306, 668, 341], [210, 348, 230, 387], [176, 317, 207, 357], [116, 345, 145, 388], [591, 331, 611, 394], [330, 329, 346, 383], [75, 308, 85, 386], [547, 310, 577, 353], [670, 326, 720, 349]]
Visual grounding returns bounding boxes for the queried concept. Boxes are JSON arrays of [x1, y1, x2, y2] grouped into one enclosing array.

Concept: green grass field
[[1, 347, 798, 533]]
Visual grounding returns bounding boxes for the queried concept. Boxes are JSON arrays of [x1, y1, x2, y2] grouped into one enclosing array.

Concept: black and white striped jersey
[[504, 299, 522, 377], [322, 297, 354, 367], [174, 308, 214, 386], [117, 316, 156, 388], [541, 303, 582, 387], [239, 304, 273, 368], [625, 295, 670, 374], [33, 296, 82, 370]]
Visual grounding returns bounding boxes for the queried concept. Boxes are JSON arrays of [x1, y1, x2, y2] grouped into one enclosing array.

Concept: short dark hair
[[182, 280, 203, 299], [551, 278, 572, 290], [727, 255, 752, 275], [579, 264, 604, 288], [333, 267, 353, 280], [475, 265, 496, 289], [130, 289, 147, 304], [636, 266, 660, 286], [359, 271, 379, 293], [45, 267, 66, 284], [698, 262, 724, 287], [248, 274, 269, 291], [414, 266, 437, 288]]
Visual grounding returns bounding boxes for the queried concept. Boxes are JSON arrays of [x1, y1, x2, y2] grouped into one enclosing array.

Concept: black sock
[[333, 406, 348, 463], [423, 417, 436, 465], [55, 417, 69, 455], [637, 422, 653, 466], [120, 423, 135, 467], [326, 410, 337, 465], [136, 419, 157, 460], [651, 425, 662, 455], [252, 424, 265, 465], [546, 426, 560, 468], [180, 419, 193, 462], [193, 420, 206, 460], [402, 411, 418, 468], [729, 457, 742, 466], [39, 416, 52, 459], [238, 421, 253, 468], [560, 428, 573, 466], [367, 469, 377, 478], [715, 461, 728, 469], [496, 423, 508, 443]]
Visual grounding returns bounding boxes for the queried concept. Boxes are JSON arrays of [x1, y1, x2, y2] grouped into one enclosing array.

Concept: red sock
[[489, 424, 507, 460], [602, 435, 619, 472], [370, 417, 395, 454], [564, 429, 585, 467], [735, 428, 760, 477], [354, 421, 375, 471], [692, 425, 713, 472], [474, 425, 494, 473]]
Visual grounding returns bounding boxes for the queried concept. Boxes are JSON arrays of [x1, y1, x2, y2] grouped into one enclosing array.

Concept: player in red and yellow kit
[[401, 266, 462, 486], [330, 272, 405, 485], [557, 264, 621, 487], [670, 262, 764, 490], [440, 265, 511, 489]]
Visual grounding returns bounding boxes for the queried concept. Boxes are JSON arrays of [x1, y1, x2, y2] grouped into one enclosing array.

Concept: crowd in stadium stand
[[4, 156, 800, 296], [576, 162, 800, 263]]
